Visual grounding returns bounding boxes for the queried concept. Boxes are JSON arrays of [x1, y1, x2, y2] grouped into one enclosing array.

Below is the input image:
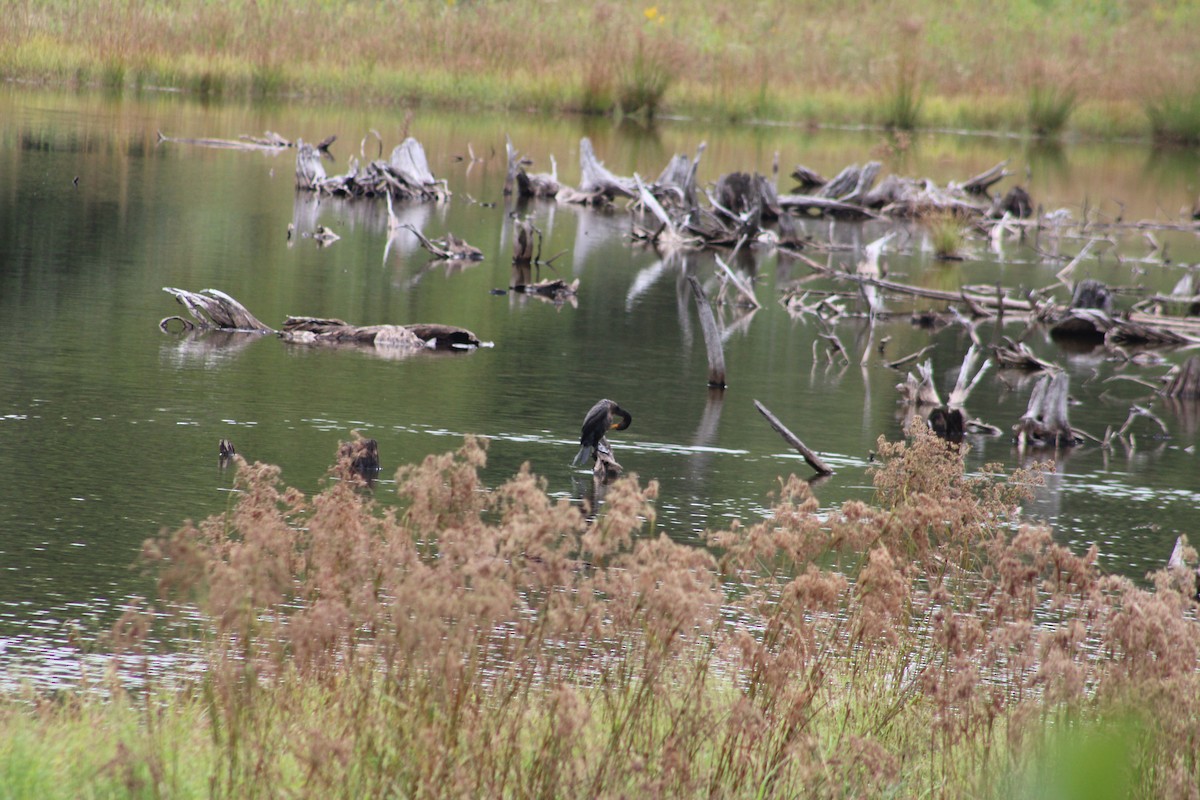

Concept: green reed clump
[[1146, 89, 1200, 145], [7, 425, 1199, 798], [925, 212, 967, 260], [1027, 80, 1077, 137]]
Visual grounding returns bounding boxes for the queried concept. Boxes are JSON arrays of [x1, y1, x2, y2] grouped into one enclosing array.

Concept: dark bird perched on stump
[[572, 399, 632, 467]]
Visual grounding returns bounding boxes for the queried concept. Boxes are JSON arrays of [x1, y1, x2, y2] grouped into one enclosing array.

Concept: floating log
[[753, 400, 834, 476], [281, 317, 481, 350], [687, 275, 727, 389], [161, 289, 482, 353]]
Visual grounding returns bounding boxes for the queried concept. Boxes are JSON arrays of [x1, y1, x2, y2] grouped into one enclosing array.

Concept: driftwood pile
[[160, 288, 483, 355], [297, 137, 448, 202]]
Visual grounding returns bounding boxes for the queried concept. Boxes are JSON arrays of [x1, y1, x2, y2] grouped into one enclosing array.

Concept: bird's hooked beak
[[611, 407, 632, 431]]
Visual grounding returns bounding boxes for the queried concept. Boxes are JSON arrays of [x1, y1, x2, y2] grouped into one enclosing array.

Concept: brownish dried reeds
[[94, 426, 1200, 798]]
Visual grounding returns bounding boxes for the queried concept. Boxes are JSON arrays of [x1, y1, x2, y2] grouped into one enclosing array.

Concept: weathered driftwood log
[[162, 289, 481, 352], [1014, 371, 1077, 448], [753, 400, 834, 475], [295, 141, 328, 190], [505, 135, 560, 198], [577, 137, 636, 199], [687, 275, 727, 389], [777, 194, 882, 220], [992, 337, 1055, 371], [1162, 355, 1200, 398], [298, 136, 448, 202], [654, 142, 705, 210], [896, 360, 941, 406], [960, 160, 1011, 195], [281, 317, 482, 350], [161, 287, 275, 333], [789, 165, 828, 192], [1051, 308, 1191, 347]]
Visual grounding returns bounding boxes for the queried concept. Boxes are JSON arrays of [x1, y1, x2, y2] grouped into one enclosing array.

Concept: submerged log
[[754, 400, 834, 475], [687, 275, 727, 389]]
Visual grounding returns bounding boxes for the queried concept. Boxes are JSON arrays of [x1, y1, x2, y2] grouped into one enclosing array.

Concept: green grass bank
[[2, 429, 1199, 798], [4, 0, 1200, 141]]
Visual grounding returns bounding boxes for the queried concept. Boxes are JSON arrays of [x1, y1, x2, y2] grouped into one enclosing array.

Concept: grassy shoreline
[[4, 1, 1200, 142], [3, 430, 1199, 798]]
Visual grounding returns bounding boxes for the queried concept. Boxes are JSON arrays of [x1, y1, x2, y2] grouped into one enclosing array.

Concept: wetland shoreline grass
[[4, 1, 1200, 142], [2, 428, 1199, 798]]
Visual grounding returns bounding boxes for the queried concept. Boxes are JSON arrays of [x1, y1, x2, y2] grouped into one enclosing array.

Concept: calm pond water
[[2, 88, 1199, 687]]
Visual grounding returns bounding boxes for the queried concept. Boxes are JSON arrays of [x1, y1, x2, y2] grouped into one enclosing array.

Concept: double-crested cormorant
[[572, 399, 632, 466]]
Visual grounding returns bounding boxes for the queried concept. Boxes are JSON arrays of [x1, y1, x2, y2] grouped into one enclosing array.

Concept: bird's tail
[[571, 444, 591, 467]]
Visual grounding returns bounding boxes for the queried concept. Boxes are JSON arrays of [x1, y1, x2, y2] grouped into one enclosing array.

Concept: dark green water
[[2, 88, 1198, 687]]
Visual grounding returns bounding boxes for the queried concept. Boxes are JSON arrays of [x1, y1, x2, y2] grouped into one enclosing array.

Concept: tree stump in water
[[1014, 371, 1077, 448]]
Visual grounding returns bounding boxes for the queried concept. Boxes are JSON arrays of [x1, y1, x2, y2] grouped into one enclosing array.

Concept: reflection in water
[[158, 329, 271, 368]]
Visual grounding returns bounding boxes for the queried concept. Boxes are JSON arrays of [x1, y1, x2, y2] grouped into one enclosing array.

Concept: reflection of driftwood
[[1014, 371, 1077, 448], [512, 217, 539, 264], [512, 278, 579, 302], [1162, 356, 1200, 398], [402, 224, 483, 261], [161, 288, 274, 332], [687, 275, 726, 389], [754, 400, 834, 475], [158, 130, 334, 154]]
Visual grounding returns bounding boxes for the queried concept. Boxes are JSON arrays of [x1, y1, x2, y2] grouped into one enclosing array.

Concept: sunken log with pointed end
[[687, 275, 726, 389], [754, 400, 834, 476]]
